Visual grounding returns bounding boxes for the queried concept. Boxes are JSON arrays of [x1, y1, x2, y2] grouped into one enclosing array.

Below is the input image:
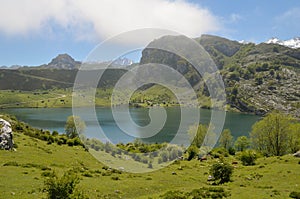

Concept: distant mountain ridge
[[265, 37, 300, 49], [1, 54, 134, 69], [0, 35, 299, 117]]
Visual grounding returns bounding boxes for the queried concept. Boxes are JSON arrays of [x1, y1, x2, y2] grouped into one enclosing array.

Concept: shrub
[[160, 151, 169, 162], [44, 170, 85, 199], [52, 131, 59, 136], [187, 145, 199, 161], [111, 176, 120, 181], [189, 187, 230, 199], [59, 136, 68, 145], [160, 190, 187, 199], [290, 191, 300, 199], [160, 187, 230, 199], [210, 147, 229, 158], [57, 139, 64, 146], [48, 136, 55, 144], [228, 147, 235, 155], [158, 157, 163, 164], [73, 138, 82, 146], [238, 150, 258, 166], [210, 162, 233, 184], [67, 139, 74, 147], [82, 172, 93, 178], [148, 162, 153, 169], [3, 161, 19, 167]]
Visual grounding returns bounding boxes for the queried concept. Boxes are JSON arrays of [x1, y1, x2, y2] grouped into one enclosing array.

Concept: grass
[[0, 86, 206, 109], [0, 89, 73, 108], [0, 88, 112, 108], [0, 132, 299, 198]]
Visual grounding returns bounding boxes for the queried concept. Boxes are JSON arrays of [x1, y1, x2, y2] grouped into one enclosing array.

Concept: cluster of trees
[[11, 114, 86, 148], [85, 137, 184, 165], [188, 112, 299, 159], [185, 112, 299, 185]]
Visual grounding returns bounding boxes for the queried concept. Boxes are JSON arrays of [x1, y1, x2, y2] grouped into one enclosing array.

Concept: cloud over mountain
[[0, 0, 220, 41]]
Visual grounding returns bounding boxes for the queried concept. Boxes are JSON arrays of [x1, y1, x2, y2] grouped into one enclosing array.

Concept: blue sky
[[0, 0, 299, 66]]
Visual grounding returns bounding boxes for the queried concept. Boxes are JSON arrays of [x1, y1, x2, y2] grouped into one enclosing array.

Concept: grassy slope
[[0, 132, 299, 199], [0, 89, 115, 108]]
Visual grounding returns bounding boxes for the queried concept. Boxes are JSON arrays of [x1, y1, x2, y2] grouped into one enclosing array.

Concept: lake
[[1, 107, 261, 145]]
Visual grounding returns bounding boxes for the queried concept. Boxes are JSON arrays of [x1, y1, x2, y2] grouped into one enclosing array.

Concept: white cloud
[[0, 0, 220, 41], [229, 13, 242, 23]]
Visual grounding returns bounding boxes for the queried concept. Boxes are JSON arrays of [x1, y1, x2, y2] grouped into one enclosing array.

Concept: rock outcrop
[[0, 118, 14, 150]]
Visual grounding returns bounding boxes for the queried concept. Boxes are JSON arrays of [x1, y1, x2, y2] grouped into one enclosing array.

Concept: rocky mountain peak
[[47, 53, 81, 69]]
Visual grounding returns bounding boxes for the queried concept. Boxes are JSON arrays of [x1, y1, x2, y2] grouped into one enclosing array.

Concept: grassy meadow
[[0, 131, 299, 198]]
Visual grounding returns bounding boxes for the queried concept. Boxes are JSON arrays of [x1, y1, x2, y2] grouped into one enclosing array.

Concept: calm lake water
[[1, 107, 261, 145]]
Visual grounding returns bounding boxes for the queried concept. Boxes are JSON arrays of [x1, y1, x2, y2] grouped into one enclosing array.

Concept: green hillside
[[0, 114, 299, 198]]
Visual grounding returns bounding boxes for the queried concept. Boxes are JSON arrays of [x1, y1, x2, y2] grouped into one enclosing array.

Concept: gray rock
[[293, 151, 300, 158], [0, 118, 14, 150]]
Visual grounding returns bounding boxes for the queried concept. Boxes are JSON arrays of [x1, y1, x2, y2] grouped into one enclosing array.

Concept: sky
[[0, 0, 299, 66]]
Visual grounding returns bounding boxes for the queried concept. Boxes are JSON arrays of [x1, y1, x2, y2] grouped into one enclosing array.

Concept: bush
[[160, 151, 169, 162], [238, 150, 258, 166], [48, 136, 55, 144], [52, 131, 59, 136], [160, 187, 230, 199], [59, 136, 68, 145], [73, 138, 82, 146], [210, 162, 233, 184], [67, 139, 74, 147], [160, 190, 187, 199], [228, 147, 235, 155], [3, 161, 19, 167], [187, 145, 199, 161], [44, 170, 85, 199], [210, 147, 229, 158], [189, 187, 230, 199], [158, 157, 163, 164], [290, 191, 300, 199]]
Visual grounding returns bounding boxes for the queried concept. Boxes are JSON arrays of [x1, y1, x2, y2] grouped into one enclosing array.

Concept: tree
[[65, 116, 86, 139], [219, 129, 233, 150], [209, 162, 233, 184], [234, 136, 250, 152], [187, 145, 199, 161], [238, 150, 258, 166], [250, 112, 292, 156], [188, 124, 216, 149], [288, 123, 300, 153], [188, 124, 207, 148]]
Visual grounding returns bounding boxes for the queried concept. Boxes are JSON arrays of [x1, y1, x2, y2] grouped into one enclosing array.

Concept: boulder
[[293, 151, 300, 158], [0, 118, 14, 150]]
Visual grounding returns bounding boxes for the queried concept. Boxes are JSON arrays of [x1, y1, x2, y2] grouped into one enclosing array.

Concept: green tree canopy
[[234, 136, 250, 152], [288, 123, 300, 153], [65, 115, 86, 139], [188, 124, 207, 148], [188, 124, 216, 149], [219, 129, 233, 150], [250, 112, 294, 156]]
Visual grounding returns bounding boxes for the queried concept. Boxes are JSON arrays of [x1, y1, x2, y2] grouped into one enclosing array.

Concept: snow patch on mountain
[[265, 37, 300, 49]]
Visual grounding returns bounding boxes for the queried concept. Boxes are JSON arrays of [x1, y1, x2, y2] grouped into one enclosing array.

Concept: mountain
[[265, 37, 300, 49], [140, 34, 300, 117], [0, 35, 299, 116], [42, 53, 81, 69], [112, 57, 134, 66]]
